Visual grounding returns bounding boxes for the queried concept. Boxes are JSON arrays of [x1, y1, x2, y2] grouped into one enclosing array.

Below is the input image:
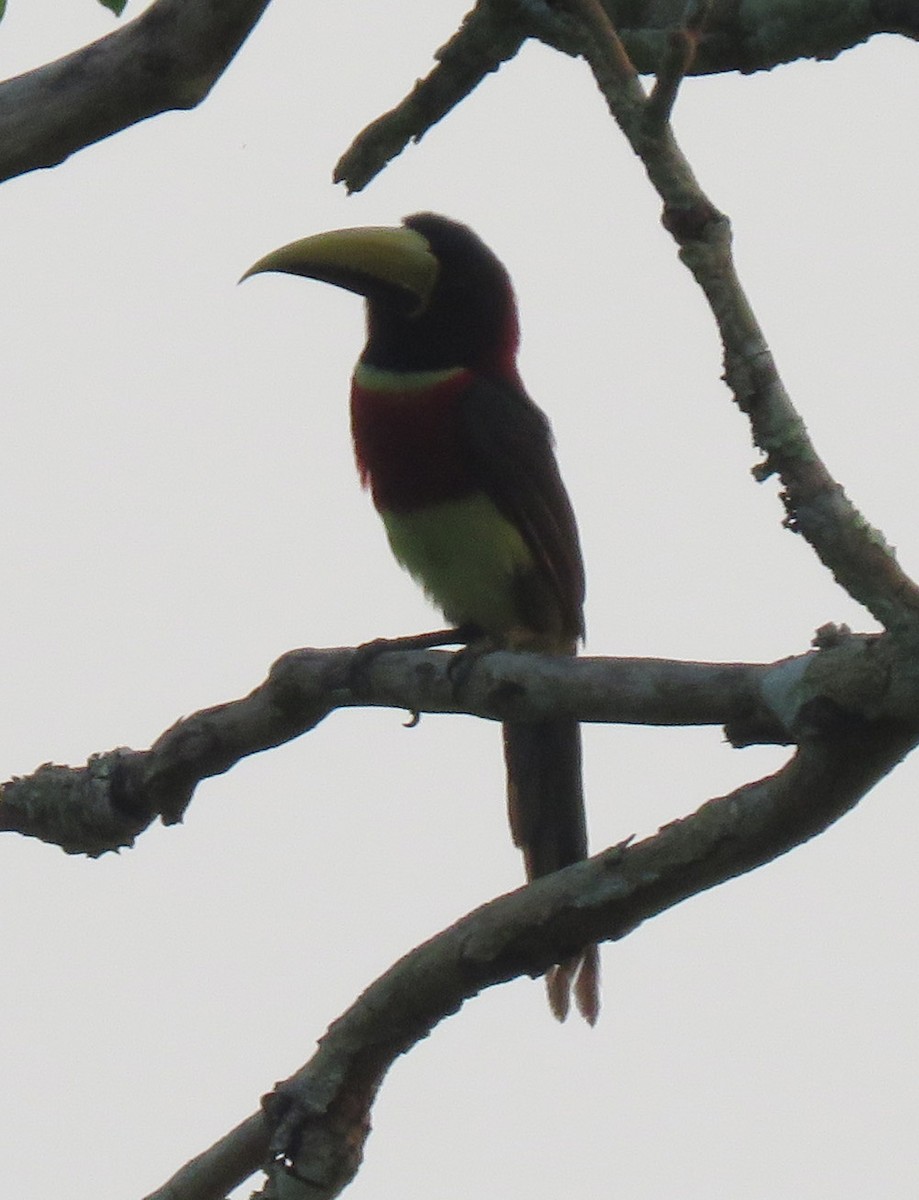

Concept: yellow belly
[[381, 493, 533, 635]]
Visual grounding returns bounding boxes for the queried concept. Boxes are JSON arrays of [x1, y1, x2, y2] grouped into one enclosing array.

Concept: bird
[[243, 213, 598, 1023]]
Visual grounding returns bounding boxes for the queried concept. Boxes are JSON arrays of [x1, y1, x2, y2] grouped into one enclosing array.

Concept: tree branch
[[610, 0, 919, 75], [4, 630, 915, 856], [334, 0, 919, 193], [333, 1, 531, 194], [548, 0, 919, 636], [143, 715, 917, 1200], [0, 0, 271, 184], [2, 0, 913, 191]]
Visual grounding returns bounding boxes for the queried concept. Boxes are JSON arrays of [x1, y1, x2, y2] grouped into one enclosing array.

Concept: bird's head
[[242, 213, 521, 382]]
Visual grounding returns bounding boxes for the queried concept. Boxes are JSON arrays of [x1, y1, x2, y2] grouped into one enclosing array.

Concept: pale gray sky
[[1, 4, 918, 1197]]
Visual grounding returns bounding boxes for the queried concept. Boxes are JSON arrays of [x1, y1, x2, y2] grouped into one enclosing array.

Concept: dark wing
[[459, 375, 585, 643]]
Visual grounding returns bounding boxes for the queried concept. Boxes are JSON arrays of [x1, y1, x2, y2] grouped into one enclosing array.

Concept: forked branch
[[556, 0, 919, 635], [144, 717, 916, 1200], [334, 0, 919, 192]]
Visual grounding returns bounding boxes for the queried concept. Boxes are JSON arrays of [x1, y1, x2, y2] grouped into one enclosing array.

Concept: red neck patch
[[350, 367, 480, 513]]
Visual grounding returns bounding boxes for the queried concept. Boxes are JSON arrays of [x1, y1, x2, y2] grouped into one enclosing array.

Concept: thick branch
[[145, 718, 917, 1200], [0, 0, 271, 183], [609, 0, 919, 74], [3, 631, 912, 856]]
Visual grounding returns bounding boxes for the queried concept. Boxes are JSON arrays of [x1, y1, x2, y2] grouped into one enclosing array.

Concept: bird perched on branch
[[243, 213, 598, 1023]]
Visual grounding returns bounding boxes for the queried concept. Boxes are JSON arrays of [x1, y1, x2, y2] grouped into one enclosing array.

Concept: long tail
[[503, 717, 599, 1024]]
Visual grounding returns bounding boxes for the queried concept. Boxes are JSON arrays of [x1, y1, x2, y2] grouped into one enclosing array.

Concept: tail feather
[[503, 718, 599, 1023], [504, 717, 585, 877], [546, 946, 600, 1026]]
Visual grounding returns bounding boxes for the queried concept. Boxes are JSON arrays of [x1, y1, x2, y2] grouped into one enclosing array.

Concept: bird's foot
[[445, 632, 501, 696]]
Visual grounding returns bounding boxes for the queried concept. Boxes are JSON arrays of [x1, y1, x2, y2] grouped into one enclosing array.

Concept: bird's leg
[[358, 623, 479, 656], [348, 623, 481, 694]]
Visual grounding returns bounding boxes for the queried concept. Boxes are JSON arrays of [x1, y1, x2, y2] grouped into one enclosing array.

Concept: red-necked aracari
[[243, 213, 598, 1023]]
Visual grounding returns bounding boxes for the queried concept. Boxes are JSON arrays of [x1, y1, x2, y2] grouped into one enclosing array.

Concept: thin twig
[[645, 0, 713, 128]]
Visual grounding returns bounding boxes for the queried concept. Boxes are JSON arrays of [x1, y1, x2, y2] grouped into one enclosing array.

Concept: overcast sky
[[2, 3, 918, 1197]]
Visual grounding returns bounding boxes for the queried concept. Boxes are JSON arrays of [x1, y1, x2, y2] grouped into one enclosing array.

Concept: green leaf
[[97, 0, 127, 15], [0, 0, 6, 23]]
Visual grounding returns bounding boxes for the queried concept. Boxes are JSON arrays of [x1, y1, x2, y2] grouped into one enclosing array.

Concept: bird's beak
[[240, 225, 439, 314]]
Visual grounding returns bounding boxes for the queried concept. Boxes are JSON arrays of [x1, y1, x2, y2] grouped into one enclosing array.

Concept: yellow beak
[[241, 224, 439, 313]]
